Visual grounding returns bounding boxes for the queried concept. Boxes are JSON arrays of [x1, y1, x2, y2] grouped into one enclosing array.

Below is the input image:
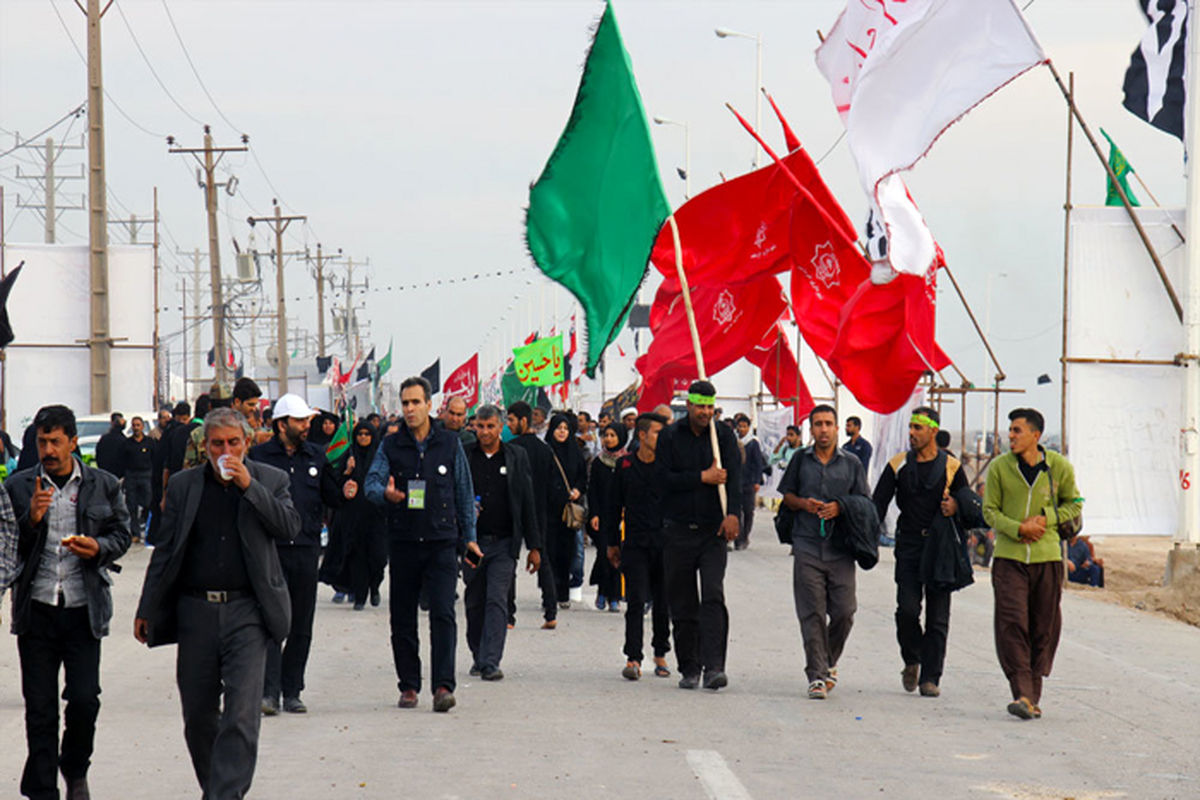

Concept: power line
[[0, 104, 86, 161], [47, 0, 167, 139], [160, 0, 241, 135], [113, 0, 206, 127]]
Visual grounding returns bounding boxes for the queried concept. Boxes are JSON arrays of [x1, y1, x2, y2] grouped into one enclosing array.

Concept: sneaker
[[397, 690, 418, 709], [353, 600, 365, 611], [608, 600, 620, 613], [481, 667, 504, 681], [622, 661, 641, 681], [595, 594, 607, 610], [678, 673, 700, 690], [702, 670, 728, 691], [902, 664, 919, 693], [433, 687, 456, 713], [919, 682, 940, 697], [558, 601, 571, 610], [1006, 696, 1037, 720], [825, 666, 839, 693], [261, 696, 279, 716], [332, 592, 345, 604], [541, 619, 557, 630], [807, 679, 827, 700], [282, 696, 307, 713]]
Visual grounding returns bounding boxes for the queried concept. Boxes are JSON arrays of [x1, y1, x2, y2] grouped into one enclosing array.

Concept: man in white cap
[[248, 394, 353, 715]]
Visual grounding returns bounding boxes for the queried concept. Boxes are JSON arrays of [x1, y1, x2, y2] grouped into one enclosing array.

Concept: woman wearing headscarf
[[545, 413, 588, 608], [587, 423, 626, 611], [328, 421, 388, 610]]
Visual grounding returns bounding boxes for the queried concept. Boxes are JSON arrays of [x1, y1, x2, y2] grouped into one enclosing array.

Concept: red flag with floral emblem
[[443, 354, 479, 408]]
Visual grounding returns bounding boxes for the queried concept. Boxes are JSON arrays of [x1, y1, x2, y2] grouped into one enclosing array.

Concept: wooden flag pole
[[667, 213, 728, 516]]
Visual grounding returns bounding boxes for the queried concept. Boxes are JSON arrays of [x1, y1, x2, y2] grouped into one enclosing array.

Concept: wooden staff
[[666, 214, 727, 516]]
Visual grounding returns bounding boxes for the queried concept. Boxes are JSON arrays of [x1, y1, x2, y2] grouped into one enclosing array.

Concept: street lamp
[[652, 116, 691, 199], [715, 26, 763, 168]]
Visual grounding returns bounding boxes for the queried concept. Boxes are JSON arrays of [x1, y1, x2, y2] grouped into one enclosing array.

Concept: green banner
[[501, 361, 539, 407], [1100, 128, 1139, 207], [512, 335, 565, 386]]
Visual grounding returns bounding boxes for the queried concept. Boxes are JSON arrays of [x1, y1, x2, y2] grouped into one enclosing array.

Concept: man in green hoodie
[[983, 408, 1082, 721]]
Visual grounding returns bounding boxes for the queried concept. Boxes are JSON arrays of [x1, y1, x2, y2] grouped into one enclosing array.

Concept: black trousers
[[124, 470, 153, 538], [737, 485, 757, 546], [621, 542, 671, 663], [663, 522, 729, 678], [264, 545, 319, 701], [895, 555, 952, 686], [507, 552, 558, 625], [176, 595, 268, 800], [389, 539, 458, 694], [17, 602, 101, 800], [347, 527, 388, 603], [546, 519, 576, 603], [464, 539, 516, 672]]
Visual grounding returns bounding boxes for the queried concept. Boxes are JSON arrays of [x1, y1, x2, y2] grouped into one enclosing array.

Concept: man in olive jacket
[[135, 408, 300, 800], [7, 404, 132, 800], [983, 407, 1082, 722]]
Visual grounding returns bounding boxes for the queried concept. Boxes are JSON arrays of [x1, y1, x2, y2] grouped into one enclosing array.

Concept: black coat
[[136, 460, 300, 645], [248, 436, 344, 547], [510, 433, 553, 543], [7, 459, 133, 638], [466, 440, 542, 558], [95, 427, 127, 477]]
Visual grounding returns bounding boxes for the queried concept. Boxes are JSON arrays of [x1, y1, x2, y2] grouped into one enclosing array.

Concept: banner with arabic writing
[[512, 335, 565, 387]]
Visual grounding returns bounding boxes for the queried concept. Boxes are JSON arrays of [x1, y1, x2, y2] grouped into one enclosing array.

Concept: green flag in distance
[[512, 335, 565, 386], [1100, 128, 1139, 207]]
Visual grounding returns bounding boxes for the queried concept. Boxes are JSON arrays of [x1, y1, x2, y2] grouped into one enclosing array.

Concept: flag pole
[[667, 213, 728, 516]]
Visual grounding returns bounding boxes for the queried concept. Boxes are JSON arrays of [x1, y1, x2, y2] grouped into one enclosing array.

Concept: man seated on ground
[[1066, 534, 1103, 588]]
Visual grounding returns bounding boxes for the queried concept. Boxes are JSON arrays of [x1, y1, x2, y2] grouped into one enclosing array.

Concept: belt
[[183, 588, 252, 603]]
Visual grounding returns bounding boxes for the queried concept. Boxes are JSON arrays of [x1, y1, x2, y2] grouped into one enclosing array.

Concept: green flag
[[501, 361, 539, 408], [1100, 128, 1139, 207], [512, 335, 564, 386], [376, 338, 393, 378], [525, 0, 670, 379], [325, 421, 350, 465]]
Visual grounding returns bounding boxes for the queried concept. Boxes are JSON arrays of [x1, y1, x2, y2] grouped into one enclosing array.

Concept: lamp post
[[652, 116, 690, 199], [715, 26, 763, 168]]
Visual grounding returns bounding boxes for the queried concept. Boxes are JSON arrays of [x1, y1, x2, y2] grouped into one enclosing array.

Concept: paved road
[[3, 512, 1198, 799]]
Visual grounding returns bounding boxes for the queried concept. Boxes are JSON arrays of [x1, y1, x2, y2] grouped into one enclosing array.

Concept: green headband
[[911, 413, 939, 430], [688, 392, 716, 406]]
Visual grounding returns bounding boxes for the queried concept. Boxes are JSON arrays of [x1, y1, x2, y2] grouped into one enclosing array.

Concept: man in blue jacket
[[366, 376, 480, 712]]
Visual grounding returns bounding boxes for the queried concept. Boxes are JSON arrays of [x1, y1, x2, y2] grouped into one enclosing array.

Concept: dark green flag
[[526, 0, 670, 379], [501, 360, 539, 408], [1100, 128, 1139, 207]]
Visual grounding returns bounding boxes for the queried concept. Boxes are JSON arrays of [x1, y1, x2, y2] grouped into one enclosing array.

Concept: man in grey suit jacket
[[135, 408, 300, 800]]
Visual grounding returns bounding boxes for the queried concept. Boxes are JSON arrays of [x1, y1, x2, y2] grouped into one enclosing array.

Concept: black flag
[[1123, 0, 1187, 141], [316, 355, 333, 376], [0, 263, 24, 348], [421, 358, 441, 394]]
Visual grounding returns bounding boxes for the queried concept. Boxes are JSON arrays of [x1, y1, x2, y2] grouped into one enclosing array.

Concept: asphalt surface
[[2, 511, 1198, 799]]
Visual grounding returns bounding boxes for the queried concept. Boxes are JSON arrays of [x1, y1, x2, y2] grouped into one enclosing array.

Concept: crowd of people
[[0, 375, 1084, 800]]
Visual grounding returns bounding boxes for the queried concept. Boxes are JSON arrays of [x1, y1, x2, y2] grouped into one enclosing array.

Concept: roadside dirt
[[1065, 535, 1200, 628]]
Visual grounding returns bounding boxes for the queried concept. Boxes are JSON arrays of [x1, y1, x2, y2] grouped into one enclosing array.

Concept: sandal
[[621, 661, 641, 681], [653, 658, 671, 678]]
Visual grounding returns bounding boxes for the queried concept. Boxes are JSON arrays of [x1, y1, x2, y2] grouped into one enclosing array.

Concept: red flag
[[524, 331, 537, 345], [747, 324, 814, 421], [648, 142, 856, 291], [765, 91, 802, 153], [636, 276, 789, 408], [443, 353, 479, 408], [826, 254, 951, 414]]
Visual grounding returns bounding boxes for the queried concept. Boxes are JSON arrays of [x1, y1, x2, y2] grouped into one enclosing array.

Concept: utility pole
[[168, 126, 247, 387], [247, 202, 305, 396], [177, 247, 207, 396], [341, 257, 370, 358], [84, 0, 113, 412], [307, 243, 342, 358], [152, 187, 161, 408], [13, 133, 85, 243], [108, 214, 147, 244]]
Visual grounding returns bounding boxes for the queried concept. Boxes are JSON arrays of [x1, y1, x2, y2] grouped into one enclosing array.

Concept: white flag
[[816, 0, 1045, 277]]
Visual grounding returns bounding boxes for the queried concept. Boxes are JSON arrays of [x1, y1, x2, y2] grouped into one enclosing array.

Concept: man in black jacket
[[94, 412, 126, 477], [123, 416, 155, 542], [365, 377, 480, 713], [135, 407, 300, 800], [463, 405, 540, 681], [506, 401, 559, 628], [605, 413, 671, 681], [779, 404, 870, 700], [7, 405, 132, 800], [248, 394, 351, 715], [872, 406, 969, 698], [656, 380, 741, 691]]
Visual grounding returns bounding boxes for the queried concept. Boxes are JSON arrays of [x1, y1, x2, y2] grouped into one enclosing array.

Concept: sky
[[0, 0, 1184, 437]]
